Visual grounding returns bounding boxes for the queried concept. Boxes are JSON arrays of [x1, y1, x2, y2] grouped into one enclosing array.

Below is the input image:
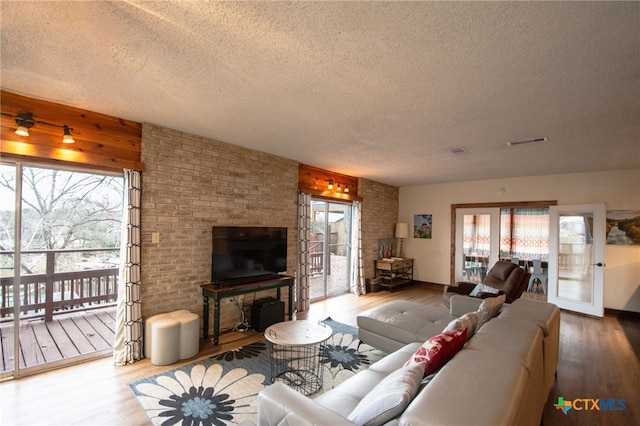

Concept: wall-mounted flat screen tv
[[211, 226, 288, 287]]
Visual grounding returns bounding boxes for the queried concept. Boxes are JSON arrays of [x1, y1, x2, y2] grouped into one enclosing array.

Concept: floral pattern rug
[[129, 318, 386, 425]]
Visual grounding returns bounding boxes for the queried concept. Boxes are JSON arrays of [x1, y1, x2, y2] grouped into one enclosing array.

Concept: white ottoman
[[171, 310, 200, 360], [146, 316, 181, 366], [145, 310, 200, 365]]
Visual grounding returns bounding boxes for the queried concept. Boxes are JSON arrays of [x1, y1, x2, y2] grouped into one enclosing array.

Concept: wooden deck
[[0, 306, 116, 373]]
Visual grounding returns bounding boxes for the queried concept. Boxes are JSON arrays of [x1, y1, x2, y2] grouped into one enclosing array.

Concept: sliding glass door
[[455, 208, 500, 283], [0, 162, 123, 379], [453, 204, 551, 286], [308, 200, 352, 300]]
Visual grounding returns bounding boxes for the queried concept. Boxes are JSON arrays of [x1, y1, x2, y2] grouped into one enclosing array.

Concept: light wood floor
[[0, 285, 637, 425]]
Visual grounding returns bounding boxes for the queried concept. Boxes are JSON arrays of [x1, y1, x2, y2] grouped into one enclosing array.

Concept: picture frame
[[414, 214, 432, 239], [378, 238, 394, 259], [606, 210, 640, 245]]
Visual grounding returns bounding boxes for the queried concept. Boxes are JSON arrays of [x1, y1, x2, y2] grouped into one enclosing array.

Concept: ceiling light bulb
[[328, 180, 334, 189], [14, 112, 34, 136], [62, 126, 75, 144], [15, 126, 30, 136], [344, 185, 349, 193], [337, 183, 342, 191]]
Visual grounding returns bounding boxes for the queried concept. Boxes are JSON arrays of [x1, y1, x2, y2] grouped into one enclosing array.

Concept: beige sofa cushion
[[357, 301, 454, 352], [402, 349, 529, 425], [443, 310, 481, 338], [477, 293, 506, 329], [313, 343, 421, 417], [347, 362, 424, 426]]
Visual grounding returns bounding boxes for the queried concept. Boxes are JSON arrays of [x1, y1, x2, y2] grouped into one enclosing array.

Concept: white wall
[[399, 169, 640, 313]]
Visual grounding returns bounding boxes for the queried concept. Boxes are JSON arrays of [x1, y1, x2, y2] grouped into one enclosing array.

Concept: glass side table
[[264, 320, 332, 396]]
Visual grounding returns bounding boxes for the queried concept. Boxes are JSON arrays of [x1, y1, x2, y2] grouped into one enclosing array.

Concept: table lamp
[[395, 222, 410, 258]]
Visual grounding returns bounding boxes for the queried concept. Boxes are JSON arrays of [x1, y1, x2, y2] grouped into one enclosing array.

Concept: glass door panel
[[309, 200, 352, 299], [548, 204, 605, 316], [1, 164, 124, 378], [455, 208, 500, 283], [0, 163, 17, 378]]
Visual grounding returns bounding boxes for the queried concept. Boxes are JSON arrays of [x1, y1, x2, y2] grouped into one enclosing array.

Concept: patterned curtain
[[350, 201, 366, 295], [113, 169, 143, 366], [463, 214, 491, 256], [501, 208, 549, 260], [297, 192, 311, 312]]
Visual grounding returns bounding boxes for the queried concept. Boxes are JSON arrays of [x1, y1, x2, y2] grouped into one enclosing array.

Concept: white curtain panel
[[350, 201, 366, 295], [297, 192, 311, 312], [113, 169, 143, 366]]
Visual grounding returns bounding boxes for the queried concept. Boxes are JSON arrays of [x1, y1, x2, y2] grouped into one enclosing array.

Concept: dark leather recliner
[[443, 260, 531, 307]]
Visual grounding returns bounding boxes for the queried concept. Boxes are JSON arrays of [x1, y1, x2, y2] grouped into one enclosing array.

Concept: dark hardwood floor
[[0, 284, 637, 425]]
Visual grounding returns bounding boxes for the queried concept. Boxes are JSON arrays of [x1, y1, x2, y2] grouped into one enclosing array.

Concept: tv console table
[[201, 275, 295, 345]]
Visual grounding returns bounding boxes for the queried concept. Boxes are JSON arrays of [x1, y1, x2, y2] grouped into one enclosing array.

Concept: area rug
[[129, 318, 386, 425]]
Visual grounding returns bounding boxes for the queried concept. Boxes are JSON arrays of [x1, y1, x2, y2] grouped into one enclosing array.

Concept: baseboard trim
[[605, 308, 640, 321], [413, 280, 446, 291]]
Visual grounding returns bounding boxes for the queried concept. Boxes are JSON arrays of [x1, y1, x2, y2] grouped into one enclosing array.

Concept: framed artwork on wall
[[606, 210, 640, 245], [414, 214, 432, 239]]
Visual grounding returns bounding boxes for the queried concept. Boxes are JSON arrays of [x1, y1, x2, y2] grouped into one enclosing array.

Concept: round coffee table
[[265, 320, 332, 395]]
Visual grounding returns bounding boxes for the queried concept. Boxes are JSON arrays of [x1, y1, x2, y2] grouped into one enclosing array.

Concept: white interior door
[[455, 208, 500, 283], [548, 204, 605, 317]]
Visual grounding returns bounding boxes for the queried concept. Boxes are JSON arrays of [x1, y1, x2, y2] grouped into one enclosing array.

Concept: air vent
[[449, 147, 470, 154], [506, 137, 548, 147]]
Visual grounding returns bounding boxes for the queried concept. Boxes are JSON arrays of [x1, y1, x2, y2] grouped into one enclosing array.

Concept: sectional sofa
[[257, 296, 560, 426]]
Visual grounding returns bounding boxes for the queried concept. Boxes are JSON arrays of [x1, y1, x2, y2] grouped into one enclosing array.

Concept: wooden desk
[[201, 276, 294, 345]]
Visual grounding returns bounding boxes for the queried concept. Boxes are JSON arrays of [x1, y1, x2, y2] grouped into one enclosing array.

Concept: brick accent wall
[[140, 124, 298, 332], [359, 179, 400, 278], [140, 123, 398, 337]]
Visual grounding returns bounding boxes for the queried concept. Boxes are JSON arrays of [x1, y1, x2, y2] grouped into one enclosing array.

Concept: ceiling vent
[[449, 147, 470, 154], [506, 137, 548, 147]]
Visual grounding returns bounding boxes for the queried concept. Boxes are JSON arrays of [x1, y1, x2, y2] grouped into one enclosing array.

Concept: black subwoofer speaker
[[251, 298, 285, 332]]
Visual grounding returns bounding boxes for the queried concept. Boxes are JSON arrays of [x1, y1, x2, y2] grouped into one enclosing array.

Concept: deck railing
[[0, 248, 119, 322]]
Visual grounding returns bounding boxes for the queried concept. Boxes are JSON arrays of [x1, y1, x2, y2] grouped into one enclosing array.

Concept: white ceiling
[[1, 1, 638, 186]]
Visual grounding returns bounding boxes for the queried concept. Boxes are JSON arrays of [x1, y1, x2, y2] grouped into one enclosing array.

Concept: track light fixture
[[325, 179, 350, 193], [14, 113, 34, 136], [2, 111, 75, 144], [62, 125, 75, 144]]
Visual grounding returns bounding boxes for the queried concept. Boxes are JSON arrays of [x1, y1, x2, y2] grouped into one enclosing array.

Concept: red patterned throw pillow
[[404, 328, 467, 376]]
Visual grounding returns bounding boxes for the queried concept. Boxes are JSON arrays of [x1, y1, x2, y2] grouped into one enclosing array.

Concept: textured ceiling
[[1, 1, 638, 186]]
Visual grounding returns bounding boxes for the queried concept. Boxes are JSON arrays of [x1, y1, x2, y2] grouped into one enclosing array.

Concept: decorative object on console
[[413, 214, 432, 239], [404, 328, 467, 376], [377, 237, 394, 259], [395, 222, 410, 257]]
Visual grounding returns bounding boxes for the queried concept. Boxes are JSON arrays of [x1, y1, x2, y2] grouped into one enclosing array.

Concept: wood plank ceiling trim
[[1, 90, 144, 172], [298, 163, 362, 202]]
